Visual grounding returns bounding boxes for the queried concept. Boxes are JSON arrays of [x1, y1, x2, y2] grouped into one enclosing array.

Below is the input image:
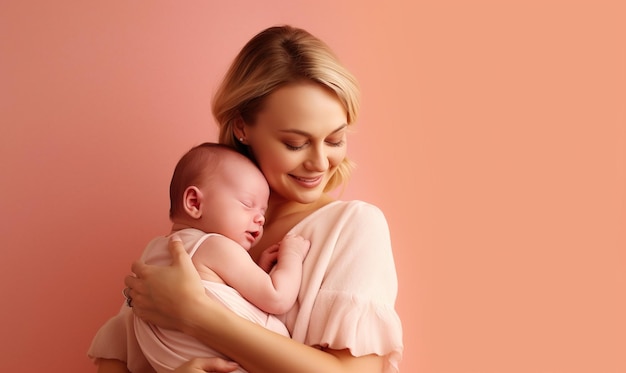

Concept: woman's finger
[[194, 357, 239, 372], [173, 357, 239, 373], [124, 273, 138, 288], [130, 259, 149, 278], [168, 234, 200, 276], [168, 234, 188, 265]]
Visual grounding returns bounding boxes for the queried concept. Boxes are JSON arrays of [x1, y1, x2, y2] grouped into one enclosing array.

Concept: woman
[[91, 25, 403, 373]]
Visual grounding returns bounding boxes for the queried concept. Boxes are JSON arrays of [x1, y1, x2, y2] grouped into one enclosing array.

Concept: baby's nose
[[254, 213, 265, 226]]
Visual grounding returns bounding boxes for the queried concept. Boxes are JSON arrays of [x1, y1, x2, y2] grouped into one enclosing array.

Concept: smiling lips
[[290, 174, 323, 188]]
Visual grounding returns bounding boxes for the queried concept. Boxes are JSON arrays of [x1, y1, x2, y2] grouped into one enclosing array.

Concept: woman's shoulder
[[303, 200, 387, 226], [323, 199, 385, 216], [289, 200, 389, 237]]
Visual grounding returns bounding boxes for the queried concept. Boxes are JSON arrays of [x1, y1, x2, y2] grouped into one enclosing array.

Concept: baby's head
[[169, 143, 269, 250]]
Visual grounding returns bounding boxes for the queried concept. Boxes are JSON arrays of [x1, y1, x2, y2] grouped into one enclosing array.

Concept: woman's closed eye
[[285, 141, 307, 151], [326, 138, 345, 147], [284, 138, 344, 151]]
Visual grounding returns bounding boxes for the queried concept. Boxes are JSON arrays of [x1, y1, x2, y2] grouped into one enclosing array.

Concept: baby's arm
[[192, 235, 309, 314]]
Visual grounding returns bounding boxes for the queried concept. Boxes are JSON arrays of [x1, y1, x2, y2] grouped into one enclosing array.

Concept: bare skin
[[127, 237, 384, 373], [102, 82, 391, 373]]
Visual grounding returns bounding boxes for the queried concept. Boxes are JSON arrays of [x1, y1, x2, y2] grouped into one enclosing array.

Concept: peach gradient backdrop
[[1, 1, 624, 372]]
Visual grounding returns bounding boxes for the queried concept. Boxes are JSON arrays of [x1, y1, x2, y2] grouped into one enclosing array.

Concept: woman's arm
[[125, 237, 384, 373], [184, 297, 384, 373]]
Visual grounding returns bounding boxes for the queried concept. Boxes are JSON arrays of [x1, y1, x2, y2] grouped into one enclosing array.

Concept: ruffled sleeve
[[309, 290, 403, 373], [287, 201, 403, 373]]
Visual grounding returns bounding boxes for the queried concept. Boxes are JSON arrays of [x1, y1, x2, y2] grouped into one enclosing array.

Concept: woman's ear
[[233, 116, 247, 144], [182, 186, 203, 219]]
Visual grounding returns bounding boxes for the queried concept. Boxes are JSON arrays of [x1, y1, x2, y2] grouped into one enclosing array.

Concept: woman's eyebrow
[[279, 124, 348, 136]]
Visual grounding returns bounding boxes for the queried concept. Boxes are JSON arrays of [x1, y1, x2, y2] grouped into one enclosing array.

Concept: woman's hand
[[173, 357, 240, 373], [124, 235, 207, 331]]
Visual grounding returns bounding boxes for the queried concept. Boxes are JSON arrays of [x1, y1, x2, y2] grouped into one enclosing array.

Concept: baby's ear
[[182, 186, 203, 219]]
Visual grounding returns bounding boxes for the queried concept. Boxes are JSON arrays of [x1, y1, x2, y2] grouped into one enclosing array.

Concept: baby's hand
[[257, 244, 279, 273], [278, 234, 310, 261]]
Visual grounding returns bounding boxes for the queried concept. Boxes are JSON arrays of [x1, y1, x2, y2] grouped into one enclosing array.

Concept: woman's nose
[[305, 146, 329, 171]]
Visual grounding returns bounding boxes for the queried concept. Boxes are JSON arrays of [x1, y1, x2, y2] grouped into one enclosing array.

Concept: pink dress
[[135, 229, 290, 373], [88, 200, 403, 373]]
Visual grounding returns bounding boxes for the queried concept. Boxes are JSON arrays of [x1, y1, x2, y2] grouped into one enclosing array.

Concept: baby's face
[[199, 157, 269, 250]]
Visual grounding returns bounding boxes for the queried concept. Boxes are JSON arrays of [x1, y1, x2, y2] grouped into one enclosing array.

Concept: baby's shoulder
[[198, 233, 241, 249]]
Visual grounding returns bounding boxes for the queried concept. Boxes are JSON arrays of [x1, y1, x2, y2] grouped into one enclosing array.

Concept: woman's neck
[[249, 193, 335, 260], [265, 193, 334, 225]]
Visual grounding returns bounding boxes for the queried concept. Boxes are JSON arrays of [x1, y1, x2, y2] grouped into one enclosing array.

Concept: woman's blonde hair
[[212, 25, 360, 192]]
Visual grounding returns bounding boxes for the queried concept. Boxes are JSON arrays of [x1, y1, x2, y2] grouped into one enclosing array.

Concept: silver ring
[[122, 287, 133, 307]]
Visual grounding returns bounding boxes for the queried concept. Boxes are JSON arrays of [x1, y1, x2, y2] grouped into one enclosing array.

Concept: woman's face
[[242, 81, 348, 205]]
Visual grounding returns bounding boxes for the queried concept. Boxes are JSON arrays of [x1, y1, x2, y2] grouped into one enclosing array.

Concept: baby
[[134, 142, 310, 373]]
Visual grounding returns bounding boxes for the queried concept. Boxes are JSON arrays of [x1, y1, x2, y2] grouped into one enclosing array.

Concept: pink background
[[1, 1, 625, 372]]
